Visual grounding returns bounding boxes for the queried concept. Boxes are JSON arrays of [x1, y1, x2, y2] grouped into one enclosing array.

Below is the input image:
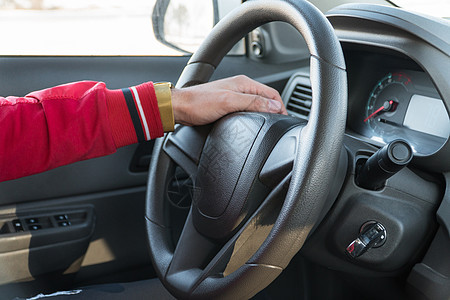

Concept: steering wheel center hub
[[192, 113, 301, 240], [194, 114, 264, 216]]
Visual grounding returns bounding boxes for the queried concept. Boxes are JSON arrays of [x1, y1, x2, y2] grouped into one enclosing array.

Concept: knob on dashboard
[[356, 139, 413, 190]]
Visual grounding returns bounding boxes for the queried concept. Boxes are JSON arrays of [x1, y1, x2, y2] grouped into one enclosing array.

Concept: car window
[[0, 0, 242, 56], [390, 0, 450, 19]]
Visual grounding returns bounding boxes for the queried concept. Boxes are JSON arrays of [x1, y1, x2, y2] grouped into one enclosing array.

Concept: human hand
[[171, 75, 287, 126]]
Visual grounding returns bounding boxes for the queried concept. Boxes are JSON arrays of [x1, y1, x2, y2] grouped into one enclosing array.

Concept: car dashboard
[[330, 4, 450, 171], [279, 4, 450, 299], [282, 4, 450, 169], [346, 52, 448, 157]]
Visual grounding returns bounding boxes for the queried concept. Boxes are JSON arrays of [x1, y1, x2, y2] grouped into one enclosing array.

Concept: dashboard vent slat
[[286, 81, 312, 120]]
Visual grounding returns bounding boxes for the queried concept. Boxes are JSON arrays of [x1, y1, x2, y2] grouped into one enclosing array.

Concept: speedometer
[[363, 71, 449, 156], [365, 72, 410, 136]]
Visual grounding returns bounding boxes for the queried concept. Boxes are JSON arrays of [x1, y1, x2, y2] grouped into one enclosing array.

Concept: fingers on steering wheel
[[227, 92, 285, 115]]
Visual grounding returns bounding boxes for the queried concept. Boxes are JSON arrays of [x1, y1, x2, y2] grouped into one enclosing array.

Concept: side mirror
[[152, 0, 242, 54]]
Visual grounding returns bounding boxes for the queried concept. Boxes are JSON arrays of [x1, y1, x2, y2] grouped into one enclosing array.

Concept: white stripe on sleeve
[[131, 86, 151, 140]]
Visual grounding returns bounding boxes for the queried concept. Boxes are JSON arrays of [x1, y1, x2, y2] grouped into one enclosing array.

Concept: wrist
[[171, 87, 193, 126]]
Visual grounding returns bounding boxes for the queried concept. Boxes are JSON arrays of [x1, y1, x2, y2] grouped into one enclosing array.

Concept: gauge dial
[[366, 72, 410, 131], [365, 72, 412, 142], [362, 71, 448, 156]]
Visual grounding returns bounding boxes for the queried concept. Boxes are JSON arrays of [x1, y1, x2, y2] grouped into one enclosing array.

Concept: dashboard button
[[58, 221, 71, 227], [391, 143, 411, 161], [54, 214, 68, 221], [26, 218, 39, 224], [13, 219, 23, 232], [29, 225, 42, 231]]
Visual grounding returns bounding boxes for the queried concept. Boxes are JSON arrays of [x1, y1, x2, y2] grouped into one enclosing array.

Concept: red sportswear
[[0, 81, 164, 182]]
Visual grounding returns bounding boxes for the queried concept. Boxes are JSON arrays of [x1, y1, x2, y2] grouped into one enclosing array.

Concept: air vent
[[286, 82, 312, 120]]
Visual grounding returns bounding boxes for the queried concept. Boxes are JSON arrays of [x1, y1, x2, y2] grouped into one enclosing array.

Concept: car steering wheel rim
[[146, 0, 347, 299]]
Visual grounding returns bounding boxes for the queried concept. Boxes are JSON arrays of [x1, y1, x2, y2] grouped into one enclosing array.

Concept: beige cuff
[[154, 82, 175, 132]]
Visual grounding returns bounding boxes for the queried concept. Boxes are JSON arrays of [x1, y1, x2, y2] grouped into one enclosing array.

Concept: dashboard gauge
[[365, 72, 410, 136], [363, 71, 449, 156]]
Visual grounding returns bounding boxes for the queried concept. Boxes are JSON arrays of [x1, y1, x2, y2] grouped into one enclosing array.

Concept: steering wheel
[[146, 0, 347, 299]]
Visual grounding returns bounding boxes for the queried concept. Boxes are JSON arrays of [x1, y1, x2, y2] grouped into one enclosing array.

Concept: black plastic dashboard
[[345, 48, 448, 157], [281, 4, 450, 300], [327, 4, 450, 172]]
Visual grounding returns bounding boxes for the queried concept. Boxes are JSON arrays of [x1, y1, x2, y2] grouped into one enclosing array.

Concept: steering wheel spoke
[[260, 126, 302, 188], [165, 209, 220, 294], [166, 175, 290, 296], [163, 124, 212, 177], [206, 174, 291, 278]]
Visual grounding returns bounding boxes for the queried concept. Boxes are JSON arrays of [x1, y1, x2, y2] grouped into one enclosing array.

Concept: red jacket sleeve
[[0, 81, 164, 182]]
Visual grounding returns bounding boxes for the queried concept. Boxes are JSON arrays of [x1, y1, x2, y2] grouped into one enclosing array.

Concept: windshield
[[390, 0, 450, 19]]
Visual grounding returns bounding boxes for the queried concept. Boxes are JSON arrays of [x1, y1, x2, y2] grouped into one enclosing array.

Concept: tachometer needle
[[364, 100, 394, 123]]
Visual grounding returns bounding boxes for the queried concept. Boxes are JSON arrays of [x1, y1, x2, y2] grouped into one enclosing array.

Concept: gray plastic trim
[[327, 4, 450, 55], [437, 172, 450, 238]]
